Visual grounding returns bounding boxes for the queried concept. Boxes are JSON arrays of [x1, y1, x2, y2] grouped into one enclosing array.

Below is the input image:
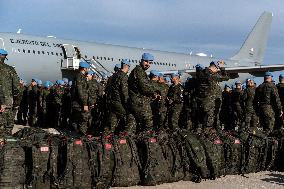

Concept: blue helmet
[[79, 61, 90, 69], [224, 84, 231, 89], [121, 59, 131, 67], [0, 49, 8, 55], [265, 72, 273, 77], [165, 76, 171, 83], [142, 53, 154, 61]]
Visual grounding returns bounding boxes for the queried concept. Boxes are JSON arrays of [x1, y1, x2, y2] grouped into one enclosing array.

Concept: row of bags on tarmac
[[1, 127, 284, 189]]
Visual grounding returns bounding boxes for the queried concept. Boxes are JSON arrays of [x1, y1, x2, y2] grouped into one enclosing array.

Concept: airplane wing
[[164, 64, 284, 79]]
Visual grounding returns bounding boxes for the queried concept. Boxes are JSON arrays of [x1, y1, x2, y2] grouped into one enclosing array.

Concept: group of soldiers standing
[[0, 48, 284, 137]]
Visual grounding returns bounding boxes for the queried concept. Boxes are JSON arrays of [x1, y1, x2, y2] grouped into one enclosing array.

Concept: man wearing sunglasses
[[128, 53, 156, 133]]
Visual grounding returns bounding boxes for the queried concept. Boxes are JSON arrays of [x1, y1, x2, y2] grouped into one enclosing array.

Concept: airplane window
[[153, 62, 156, 65], [33, 50, 35, 54], [23, 49, 25, 53], [100, 57, 103, 60], [97, 56, 99, 59], [135, 60, 137, 63], [47, 52, 50, 55], [85, 55, 87, 59], [60, 53, 63, 56], [119, 59, 121, 61], [163, 63, 165, 65], [28, 50, 30, 53], [51, 52, 54, 55], [42, 51, 45, 54], [132, 60, 134, 63], [18, 49, 21, 53], [108, 57, 110, 60], [38, 51, 40, 54], [166, 63, 168, 66], [111, 58, 114, 61], [174, 64, 176, 67], [104, 57, 106, 60], [56, 53, 58, 56]]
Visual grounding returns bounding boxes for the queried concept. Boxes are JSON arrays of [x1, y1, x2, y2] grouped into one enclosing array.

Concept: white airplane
[[0, 11, 283, 82]]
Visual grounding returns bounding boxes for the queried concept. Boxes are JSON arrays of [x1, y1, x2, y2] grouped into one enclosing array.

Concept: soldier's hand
[[83, 105, 89, 112], [0, 105, 6, 113], [280, 111, 283, 117]]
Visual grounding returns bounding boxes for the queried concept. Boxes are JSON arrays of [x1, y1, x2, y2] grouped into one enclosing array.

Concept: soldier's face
[[141, 60, 152, 70], [0, 55, 6, 63]]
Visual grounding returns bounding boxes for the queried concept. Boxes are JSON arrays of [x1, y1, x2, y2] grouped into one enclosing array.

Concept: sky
[[1, 0, 284, 70]]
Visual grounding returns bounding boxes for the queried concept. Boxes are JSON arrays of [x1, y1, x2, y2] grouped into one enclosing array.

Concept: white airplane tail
[[230, 11, 273, 65]]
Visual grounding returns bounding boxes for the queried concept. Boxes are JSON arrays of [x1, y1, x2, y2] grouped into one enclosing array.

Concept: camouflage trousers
[[244, 109, 258, 129], [130, 98, 153, 133], [108, 102, 136, 134], [0, 109, 15, 135], [168, 104, 183, 131], [71, 108, 91, 135], [197, 97, 215, 129], [259, 105, 275, 133]]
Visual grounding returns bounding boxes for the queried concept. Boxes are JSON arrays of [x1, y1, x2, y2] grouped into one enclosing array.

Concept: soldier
[[27, 78, 38, 127], [220, 84, 233, 130], [167, 73, 184, 131], [277, 74, 284, 110], [0, 49, 20, 135], [51, 80, 65, 128], [16, 78, 28, 125], [157, 73, 169, 130], [40, 81, 54, 128], [149, 70, 162, 130], [181, 76, 196, 131], [61, 78, 72, 128], [231, 81, 243, 130], [71, 61, 90, 135], [128, 53, 156, 133], [254, 72, 283, 133], [196, 61, 229, 132], [107, 59, 132, 134]]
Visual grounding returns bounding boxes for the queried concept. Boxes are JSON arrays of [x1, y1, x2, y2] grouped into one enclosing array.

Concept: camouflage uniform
[[71, 71, 89, 134], [17, 84, 28, 125], [87, 78, 99, 133], [254, 81, 282, 132], [156, 82, 169, 130], [276, 83, 284, 129], [220, 90, 233, 130], [242, 86, 258, 129], [196, 67, 229, 130], [61, 85, 72, 128], [39, 87, 53, 128], [27, 85, 38, 126], [128, 65, 155, 132], [231, 88, 243, 129], [51, 85, 64, 128], [107, 70, 131, 134], [0, 63, 20, 134], [167, 83, 184, 131]]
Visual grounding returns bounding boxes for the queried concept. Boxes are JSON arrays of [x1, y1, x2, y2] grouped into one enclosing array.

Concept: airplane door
[[61, 44, 81, 69]]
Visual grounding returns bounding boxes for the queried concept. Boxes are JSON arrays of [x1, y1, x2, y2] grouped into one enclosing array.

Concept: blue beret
[[62, 78, 68, 84], [165, 76, 171, 82], [79, 61, 90, 69], [150, 70, 160, 77], [87, 70, 95, 75], [121, 59, 131, 66], [279, 74, 284, 79], [56, 79, 64, 85], [142, 53, 154, 61], [115, 64, 121, 68], [235, 81, 241, 85], [264, 72, 273, 77], [37, 79, 43, 85], [195, 64, 205, 71], [171, 73, 180, 78], [43, 81, 52, 88], [0, 49, 8, 55], [224, 84, 231, 89], [210, 61, 219, 68]]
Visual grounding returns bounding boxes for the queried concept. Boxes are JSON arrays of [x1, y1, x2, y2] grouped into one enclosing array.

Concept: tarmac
[[12, 125, 284, 189]]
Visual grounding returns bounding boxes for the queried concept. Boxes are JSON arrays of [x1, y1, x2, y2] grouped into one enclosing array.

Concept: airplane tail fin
[[230, 11, 273, 65]]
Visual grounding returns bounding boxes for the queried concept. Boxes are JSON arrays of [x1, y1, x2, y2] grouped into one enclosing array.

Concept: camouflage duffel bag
[[57, 137, 92, 189], [111, 133, 141, 187], [0, 137, 26, 189], [178, 130, 210, 179], [199, 130, 226, 179], [219, 131, 243, 175], [242, 129, 267, 174], [136, 131, 173, 186]]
